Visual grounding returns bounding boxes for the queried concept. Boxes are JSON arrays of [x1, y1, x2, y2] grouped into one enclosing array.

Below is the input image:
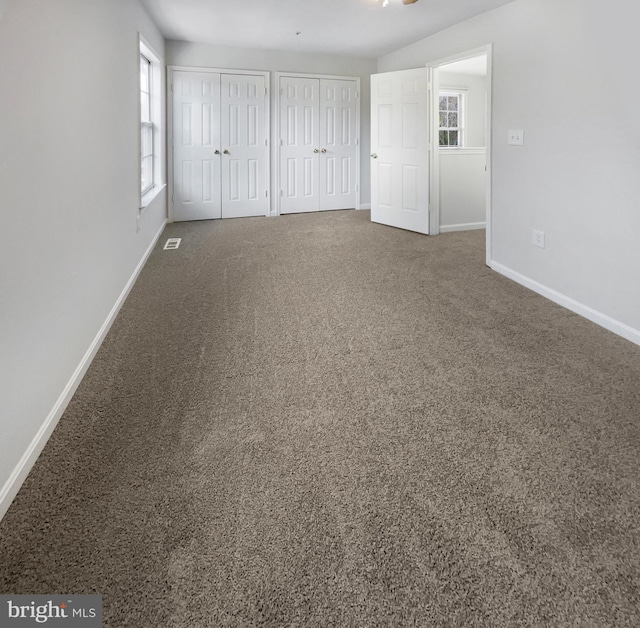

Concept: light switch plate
[[508, 130, 524, 145]]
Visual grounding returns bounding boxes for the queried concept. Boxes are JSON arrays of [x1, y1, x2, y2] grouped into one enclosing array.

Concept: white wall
[[166, 41, 377, 209], [378, 0, 640, 342], [438, 70, 486, 148], [0, 0, 167, 518], [440, 150, 486, 231]]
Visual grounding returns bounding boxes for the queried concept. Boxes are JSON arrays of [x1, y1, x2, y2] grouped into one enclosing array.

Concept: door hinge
[[356, 91, 360, 99], [356, 138, 359, 146], [265, 87, 268, 95], [280, 190, 283, 196], [265, 190, 268, 198]]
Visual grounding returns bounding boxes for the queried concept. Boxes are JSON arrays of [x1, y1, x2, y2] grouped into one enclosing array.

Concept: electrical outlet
[[532, 229, 545, 249], [508, 130, 524, 145]]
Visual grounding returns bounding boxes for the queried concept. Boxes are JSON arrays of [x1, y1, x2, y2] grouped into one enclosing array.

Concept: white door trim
[[167, 66, 270, 222], [426, 44, 493, 265], [275, 72, 361, 216]]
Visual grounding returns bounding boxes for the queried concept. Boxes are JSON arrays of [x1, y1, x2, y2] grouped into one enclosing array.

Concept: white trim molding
[[440, 221, 485, 233], [491, 261, 640, 347], [0, 221, 167, 522]]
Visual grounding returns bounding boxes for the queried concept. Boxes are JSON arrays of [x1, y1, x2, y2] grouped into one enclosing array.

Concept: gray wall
[[439, 150, 486, 230], [166, 41, 377, 209], [0, 0, 167, 515], [378, 0, 640, 339]]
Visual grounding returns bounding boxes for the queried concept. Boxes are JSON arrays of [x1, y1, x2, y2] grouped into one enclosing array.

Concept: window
[[139, 36, 163, 206], [439, 91, 464, 147], [140, 53, 153, 195]]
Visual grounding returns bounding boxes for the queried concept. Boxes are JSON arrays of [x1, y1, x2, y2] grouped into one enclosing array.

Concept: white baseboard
[[358, 204, 371, 210], [0, 220, 167, 522], [440, 221, 486, 233], [491, 261, 640, 347]]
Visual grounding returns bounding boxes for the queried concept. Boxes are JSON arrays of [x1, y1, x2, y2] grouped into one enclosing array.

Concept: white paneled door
[[279, 77, 319, 213], [371, 68, 429, 234], [173, 71, 222, 220], [319, 80, 358, 211], [280, 76, 358, 214], [173, 70, 268, 221], [220, 74, 267, 219]]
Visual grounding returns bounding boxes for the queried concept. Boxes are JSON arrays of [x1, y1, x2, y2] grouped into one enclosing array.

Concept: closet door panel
[[319, 79, 357, 211], [221, 74, 268, 218], [173, 71, 222, 221], [279, 77, 320, 214]]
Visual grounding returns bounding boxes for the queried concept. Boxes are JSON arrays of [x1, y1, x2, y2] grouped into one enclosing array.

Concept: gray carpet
[[1, 209, 639, 627]]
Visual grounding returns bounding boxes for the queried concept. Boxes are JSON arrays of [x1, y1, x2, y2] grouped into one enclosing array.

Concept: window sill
[[140, 183, 166, 211]]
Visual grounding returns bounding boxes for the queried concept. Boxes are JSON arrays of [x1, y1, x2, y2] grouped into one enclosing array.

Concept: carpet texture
[[1, 210, 639, 627]]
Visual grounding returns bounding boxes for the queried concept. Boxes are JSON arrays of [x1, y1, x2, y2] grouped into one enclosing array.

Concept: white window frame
[[140, 53, 153, 196], [438, 89, 465, 148], [139, 36, 164, 209]]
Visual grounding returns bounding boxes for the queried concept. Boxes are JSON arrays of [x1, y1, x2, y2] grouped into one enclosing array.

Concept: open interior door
[[370, 68, 429, 234]]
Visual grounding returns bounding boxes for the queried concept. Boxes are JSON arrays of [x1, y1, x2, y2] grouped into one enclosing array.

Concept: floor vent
[[163, 238, 182, 250]]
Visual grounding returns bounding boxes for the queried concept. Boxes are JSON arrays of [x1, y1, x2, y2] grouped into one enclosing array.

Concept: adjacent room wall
[[439, 150, 486, 231], [0, 0, 167, 518], [166, 41, 377, 210], [438, 69, 487, 231], [438, 70, 486, 148], [378, 0, 640, 342]]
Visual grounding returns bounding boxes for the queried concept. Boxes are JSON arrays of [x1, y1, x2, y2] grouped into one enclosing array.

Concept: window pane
[[141, 92, 150, 122], [141, 155, 153, 193], [439, 112, 447, 127], [448, 112, 458, 128], [141, 125, 153, 157], [439, 96, 447, 110], [140, 56, 150, 88], [439, 130, 448, 146], [448, 96, 458, 111], [449, 131, 459, 146]]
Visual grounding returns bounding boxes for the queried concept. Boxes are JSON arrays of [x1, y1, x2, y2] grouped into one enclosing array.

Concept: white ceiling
[[140, 0, 516, 59]]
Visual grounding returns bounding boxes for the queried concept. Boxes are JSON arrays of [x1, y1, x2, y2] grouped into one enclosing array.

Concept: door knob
[[371, 153, 378, 159], [223, 149, 229, 155], [321, 148, 327, 153], [214, 150, 220, 155], [313, 149, 319, 153]]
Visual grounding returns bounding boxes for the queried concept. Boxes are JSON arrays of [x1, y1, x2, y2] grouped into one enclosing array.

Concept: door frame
[[167, 66, 271, 222], [426, 44, 493, 265], [274, 72, 361, 217]]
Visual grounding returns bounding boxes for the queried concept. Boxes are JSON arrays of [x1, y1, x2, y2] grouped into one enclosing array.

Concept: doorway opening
[[428, 45, 492, 265]]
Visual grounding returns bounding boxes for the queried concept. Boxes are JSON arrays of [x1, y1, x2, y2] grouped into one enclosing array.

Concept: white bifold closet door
[[280, 76, 358, 214], [173, 70, 268, 221]]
